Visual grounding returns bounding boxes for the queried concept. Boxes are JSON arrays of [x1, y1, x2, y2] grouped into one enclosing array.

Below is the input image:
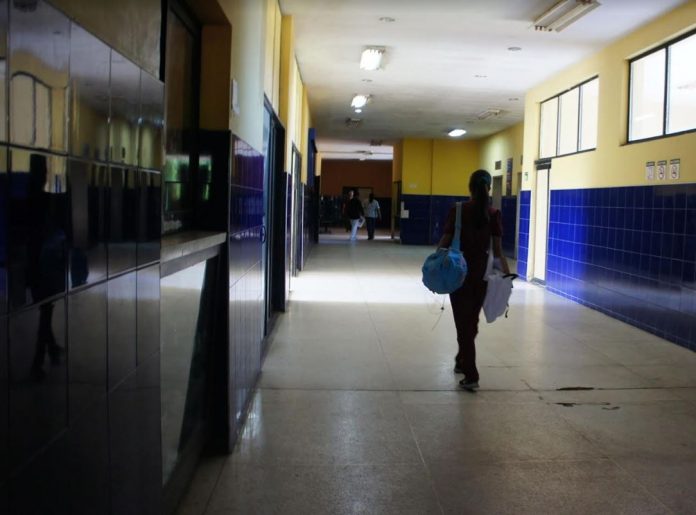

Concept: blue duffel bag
[[422, 202, 467, 294]]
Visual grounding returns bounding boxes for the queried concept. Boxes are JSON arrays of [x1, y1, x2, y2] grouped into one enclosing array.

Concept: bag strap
[[451, 202, 462, 251]]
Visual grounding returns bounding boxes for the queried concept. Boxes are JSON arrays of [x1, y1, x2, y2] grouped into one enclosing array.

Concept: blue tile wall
[[501, 195, 517, 258], [517, 191, 531, 279], [546, 184, 696, 351], [228, 137, 264, 439], [400, 194, 469, 245]]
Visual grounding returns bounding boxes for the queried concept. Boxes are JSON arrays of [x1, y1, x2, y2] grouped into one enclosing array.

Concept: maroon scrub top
[[442, 201, 503, 283]]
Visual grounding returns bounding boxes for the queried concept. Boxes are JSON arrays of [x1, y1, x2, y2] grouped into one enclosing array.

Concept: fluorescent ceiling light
[[477, 109, 502, 120], [360, 48, 384, 71], [448, 129, 466, 137], [533, 0, 600, 32], [351, 94, 370, 109]]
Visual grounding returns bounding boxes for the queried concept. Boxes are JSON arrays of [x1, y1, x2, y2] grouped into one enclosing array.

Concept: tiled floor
[[178, 231, 696, 515]]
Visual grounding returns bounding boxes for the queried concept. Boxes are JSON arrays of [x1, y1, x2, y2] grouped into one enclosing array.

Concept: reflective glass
[[667, 34, 696, 134], [629, 49, 666, 141], [539, 97, 558, 158]]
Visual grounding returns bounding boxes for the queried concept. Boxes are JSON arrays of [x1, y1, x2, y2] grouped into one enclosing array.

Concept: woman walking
[[437, 169, 510, 390]]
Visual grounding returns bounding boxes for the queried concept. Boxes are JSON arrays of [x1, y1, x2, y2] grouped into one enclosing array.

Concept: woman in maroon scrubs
[[438, 169, 510, 390]]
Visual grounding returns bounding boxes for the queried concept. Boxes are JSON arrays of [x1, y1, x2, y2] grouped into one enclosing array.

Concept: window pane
[[629, 49, 665, 141], [539, 97, 558, 158], [667, 34, 696, 134], [558, 88, 579, 155], [10, 75, 33, 145], [35, 82, 51, 148], [580, 78, 599, 150]]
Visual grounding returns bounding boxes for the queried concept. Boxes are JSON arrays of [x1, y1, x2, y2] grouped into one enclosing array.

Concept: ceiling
[[280, 0, 688, 160]]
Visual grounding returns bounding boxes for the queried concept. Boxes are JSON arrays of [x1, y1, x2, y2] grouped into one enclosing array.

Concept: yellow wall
[[522, 2, 696, 192], [263, 0, 282, 111], [432, 139, 480, 195], [402, 139, 433, 194], [400, 138, 480, 196], [218, 0, 266, 153], [479, 122, 524, 193]]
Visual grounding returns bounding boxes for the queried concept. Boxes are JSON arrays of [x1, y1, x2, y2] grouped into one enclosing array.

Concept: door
[[492, 176, 502, 211], [533, 166, 550, 282]]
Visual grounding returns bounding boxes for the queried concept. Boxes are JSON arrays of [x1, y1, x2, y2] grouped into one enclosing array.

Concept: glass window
[[667, 35, 696, 134], [539, 97, 558, 159], [629, 49, 666, 141], [579, 78, 599, 150], [558, 88, 579, 156]]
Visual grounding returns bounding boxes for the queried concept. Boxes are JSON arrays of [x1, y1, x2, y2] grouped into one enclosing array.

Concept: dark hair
[[369, 193, 374, 202], [469, 169, 491, 228]]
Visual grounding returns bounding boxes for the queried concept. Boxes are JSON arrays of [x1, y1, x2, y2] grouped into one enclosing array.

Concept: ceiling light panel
[[448, 129, 466, 137], [351, 94, 370, 109], [533, 0, 601, 32], [360, 47, 384, 71]]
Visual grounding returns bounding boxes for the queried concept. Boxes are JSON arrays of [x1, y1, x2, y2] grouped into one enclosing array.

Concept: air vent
[[477, 109, 503, 120], [345, 118, 362, 128], [369, 139, 383, 147]]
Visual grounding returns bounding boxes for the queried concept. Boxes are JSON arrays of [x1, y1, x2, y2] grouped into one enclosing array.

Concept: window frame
[[539, 75, 599, 159], [627, 28, 696, 144]]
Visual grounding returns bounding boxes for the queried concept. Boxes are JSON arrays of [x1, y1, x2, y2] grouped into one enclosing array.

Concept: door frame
[[532, 158, 552, 284]]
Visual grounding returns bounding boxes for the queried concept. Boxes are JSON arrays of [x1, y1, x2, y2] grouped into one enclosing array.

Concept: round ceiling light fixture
[[379, 16, 396, 22], [474, 74, 487, 78], [448, 128, 467, 138], [507, 46, 522, 51]]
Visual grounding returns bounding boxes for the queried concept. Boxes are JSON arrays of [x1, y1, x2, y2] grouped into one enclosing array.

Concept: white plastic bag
[[483, 271, 515, 323]]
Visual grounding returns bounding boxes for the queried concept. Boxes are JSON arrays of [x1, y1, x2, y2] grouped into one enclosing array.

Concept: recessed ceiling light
[[354, 108, 363, 113], [448, 129, 467, 137], [379, 16, 396, 23], [474, 74, 487, 78], [351, 94, 370, 109], [507, 46, 522, 51], [360, 47, 384, 71]]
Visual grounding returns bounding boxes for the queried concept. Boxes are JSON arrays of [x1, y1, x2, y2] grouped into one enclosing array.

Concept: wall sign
[[645, 161, 655, 180], [657, 160, 667, 180], [670, 159, 680, 180]]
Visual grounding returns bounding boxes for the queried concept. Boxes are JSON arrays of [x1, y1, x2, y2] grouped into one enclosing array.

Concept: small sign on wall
[[645, 161, 655, 180], [657, 160, 667, 180], [231, 79, 240, 115], [670, 159, 680, 180]]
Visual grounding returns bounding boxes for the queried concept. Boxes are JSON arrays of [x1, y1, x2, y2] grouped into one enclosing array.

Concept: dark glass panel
[[110, 51, 140, 165], [9, 0, 69, 152], [137, 264, 159, 364], [109, 372, 139, 514], [110, 358, 162, 514], [8, 150, 67, 310], [67, 160, 107, 288], [68, 283, 106, 421], [0, 0, 7, 143], [69, 24, 110, 161], [0, 315, 6, 482], [108, 166, 137, 275], [137, 170, 161, 266], [139, 70, 164, 170], [108, 272, 136, 390], [0, 147, 7, 315], [138, 354, 162, 511], [8, 299, 67, 470], [11, 399, 109, 515]]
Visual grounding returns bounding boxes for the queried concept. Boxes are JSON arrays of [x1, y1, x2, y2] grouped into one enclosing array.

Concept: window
[[539, 77, 598, 158], [629, 31, 696, 141]]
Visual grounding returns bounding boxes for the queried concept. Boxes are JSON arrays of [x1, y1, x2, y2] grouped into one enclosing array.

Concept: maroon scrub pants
[[449, 277, 488, 381]]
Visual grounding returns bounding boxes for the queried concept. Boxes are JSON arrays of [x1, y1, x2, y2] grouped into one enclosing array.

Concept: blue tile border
[[545, 183, 696, 351], [517, 190, 531, 279]]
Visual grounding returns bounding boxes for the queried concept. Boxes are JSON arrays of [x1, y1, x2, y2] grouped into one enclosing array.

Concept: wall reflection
[[160, 257, 217, 484], [10, 0, 69, 152], [9, 150, 67, 309]]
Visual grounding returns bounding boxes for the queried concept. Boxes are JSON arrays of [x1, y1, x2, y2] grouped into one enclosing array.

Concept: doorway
[[533, 162, 551, 282]]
